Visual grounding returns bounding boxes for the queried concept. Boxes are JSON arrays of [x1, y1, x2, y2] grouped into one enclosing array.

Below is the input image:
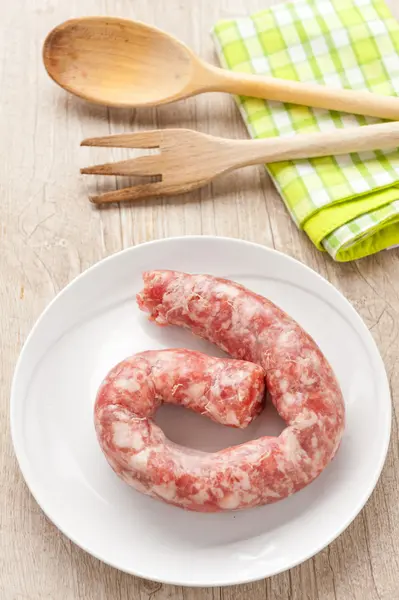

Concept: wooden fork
[[81, 122, 399, 204]]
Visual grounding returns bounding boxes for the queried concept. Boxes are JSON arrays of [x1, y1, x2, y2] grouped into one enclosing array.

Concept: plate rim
[[10, 235, 392, 587]]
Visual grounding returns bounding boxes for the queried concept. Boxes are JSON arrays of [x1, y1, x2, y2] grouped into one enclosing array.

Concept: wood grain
[[1, 0, 398, 598], [42, 14, 399, 119], [81, 122, 399, 205]]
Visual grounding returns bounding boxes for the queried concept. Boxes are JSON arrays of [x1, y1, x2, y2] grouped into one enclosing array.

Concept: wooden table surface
[[2, 0, 399, 598]]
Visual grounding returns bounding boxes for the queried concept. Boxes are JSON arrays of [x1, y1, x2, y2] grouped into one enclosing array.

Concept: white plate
[[11, 236, 391, 587]]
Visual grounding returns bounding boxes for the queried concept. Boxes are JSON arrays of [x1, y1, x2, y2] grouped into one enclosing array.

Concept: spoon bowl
[[43, 17, 200, 107]]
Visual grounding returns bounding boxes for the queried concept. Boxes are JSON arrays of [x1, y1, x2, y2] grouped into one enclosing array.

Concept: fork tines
[[81, 131, 164, 201], [81, 130, 162, 149]]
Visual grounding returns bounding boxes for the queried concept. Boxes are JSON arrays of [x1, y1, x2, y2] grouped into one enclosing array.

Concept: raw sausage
[[137, 271, 346, 504], [95, 270, 345, 511], [94, 349, 265, 509]]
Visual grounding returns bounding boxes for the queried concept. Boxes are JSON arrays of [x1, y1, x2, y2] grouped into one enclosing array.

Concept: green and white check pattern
[[212, 0, 399, 261]]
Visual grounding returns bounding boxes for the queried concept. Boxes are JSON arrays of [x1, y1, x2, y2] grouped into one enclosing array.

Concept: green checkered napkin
[[212, 0, 399, 261]]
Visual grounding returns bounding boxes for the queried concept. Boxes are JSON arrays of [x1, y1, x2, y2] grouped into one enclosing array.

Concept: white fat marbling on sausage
[[112, 422, 134, 449], [115, 378, 141, 392], [153, 483, 177, 502]]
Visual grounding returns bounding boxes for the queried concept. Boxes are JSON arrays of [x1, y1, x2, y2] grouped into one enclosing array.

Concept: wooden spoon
[[43, 16, 399, 119]]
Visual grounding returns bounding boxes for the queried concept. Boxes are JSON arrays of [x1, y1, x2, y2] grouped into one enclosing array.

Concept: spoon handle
[[219, 121, 399, 170], [207, 64, 399, 120]]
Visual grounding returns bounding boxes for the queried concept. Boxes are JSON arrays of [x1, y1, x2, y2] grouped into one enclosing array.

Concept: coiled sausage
[[95, 270, 345, 511], [95, 349, 265, 510]]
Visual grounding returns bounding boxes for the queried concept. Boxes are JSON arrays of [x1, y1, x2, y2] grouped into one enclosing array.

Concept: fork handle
[[223, 121, 399, 169]]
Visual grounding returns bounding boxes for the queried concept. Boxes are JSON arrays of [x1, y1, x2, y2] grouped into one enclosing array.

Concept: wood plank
[[1, 0, 399, 598]]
